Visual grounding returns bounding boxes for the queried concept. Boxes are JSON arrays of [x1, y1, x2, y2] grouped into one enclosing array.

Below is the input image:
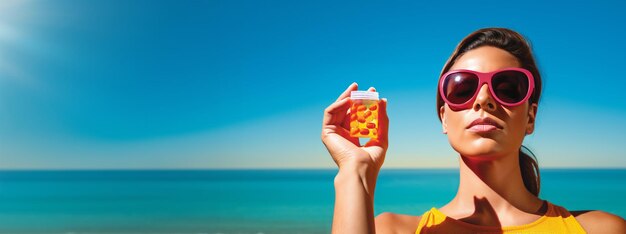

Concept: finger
[[333, 125, 361, 146], [323, 97, 351, 126], [335, 82, 358, 102], [342, 106, 352, 128], [325, 96, 351, 115], [340, 104, 357, 139], [367, 87, 376, 92]]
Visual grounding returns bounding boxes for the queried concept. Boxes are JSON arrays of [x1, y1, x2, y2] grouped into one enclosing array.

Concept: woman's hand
[[321, 82, 389, 171]]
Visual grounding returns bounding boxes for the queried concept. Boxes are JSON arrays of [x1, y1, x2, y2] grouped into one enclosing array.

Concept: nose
[[473, 84, 497, 111]]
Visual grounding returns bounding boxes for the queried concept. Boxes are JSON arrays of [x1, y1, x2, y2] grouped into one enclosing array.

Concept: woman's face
[[440, 46, 538, 159]]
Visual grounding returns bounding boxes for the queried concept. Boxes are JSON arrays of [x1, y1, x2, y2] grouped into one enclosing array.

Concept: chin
[[460, 153, 504, 161]]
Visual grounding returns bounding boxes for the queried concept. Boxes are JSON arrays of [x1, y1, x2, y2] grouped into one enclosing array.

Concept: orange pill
[[357, 105, 367, 112], [350, 113, 357, 121], [350, 127, 360, 135], [369, 104, 378, 111], [357, 116, 366, 123], [350, 121, 357, 128], [366, 122, 376, 129], [363, 110, 372, 118], [360, 128, 370, 135]]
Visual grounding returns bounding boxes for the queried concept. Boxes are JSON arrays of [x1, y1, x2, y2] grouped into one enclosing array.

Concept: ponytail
[[519, 145, 540, 196]]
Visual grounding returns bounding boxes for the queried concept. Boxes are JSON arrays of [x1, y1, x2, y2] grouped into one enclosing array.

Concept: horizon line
[[0, 167, 624, 171]]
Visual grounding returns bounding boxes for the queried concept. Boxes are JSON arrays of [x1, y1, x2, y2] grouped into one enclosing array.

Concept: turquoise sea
[[0, 169, 624, 233]]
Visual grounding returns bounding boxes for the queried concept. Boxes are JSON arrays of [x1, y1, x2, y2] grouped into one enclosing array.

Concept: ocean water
[[0, 169, 624, 233]]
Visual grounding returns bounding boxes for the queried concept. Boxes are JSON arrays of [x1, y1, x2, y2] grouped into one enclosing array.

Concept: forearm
[[332, 163, 380, 234]]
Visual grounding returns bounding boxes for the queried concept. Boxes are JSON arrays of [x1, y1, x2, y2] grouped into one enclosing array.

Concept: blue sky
[[1, 0, 625, 169]]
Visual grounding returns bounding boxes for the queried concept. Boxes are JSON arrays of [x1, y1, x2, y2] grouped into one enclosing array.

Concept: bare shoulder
[[374, 212, 421, 234], [573, 210, 626, 234]]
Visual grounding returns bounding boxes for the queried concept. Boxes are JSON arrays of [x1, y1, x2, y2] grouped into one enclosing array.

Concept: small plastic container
[[349, 91, 380, 138]]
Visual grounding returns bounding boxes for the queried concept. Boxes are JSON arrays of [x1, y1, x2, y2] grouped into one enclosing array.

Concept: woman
[[321, 28, 625, 233]]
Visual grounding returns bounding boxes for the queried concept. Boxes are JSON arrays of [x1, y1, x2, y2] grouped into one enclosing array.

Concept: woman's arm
[[333, 161, 380, 233]]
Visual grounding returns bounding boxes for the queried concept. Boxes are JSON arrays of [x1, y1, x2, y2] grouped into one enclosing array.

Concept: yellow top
[[415, 201, 587, 233]]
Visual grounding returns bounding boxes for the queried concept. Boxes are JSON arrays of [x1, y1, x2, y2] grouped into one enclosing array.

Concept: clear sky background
[[1, 0, 625, 169]]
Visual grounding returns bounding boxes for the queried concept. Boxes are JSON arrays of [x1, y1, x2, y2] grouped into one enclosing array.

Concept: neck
[[449, 152, 543, 217]]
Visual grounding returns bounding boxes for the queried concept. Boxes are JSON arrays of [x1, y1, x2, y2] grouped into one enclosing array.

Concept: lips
[[466, 117, 503, 130]]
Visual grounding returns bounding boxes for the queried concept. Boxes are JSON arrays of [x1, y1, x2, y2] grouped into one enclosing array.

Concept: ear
[[440, 105, 448, 134], [525, 103, 538, 135]]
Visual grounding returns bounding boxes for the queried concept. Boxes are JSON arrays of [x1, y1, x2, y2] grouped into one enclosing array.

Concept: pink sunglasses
[[439, 67, 535, 110]]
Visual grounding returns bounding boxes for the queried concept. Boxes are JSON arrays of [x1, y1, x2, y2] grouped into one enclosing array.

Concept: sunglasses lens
[[492, 70, 530, 104], [443, 72, 479, 105]]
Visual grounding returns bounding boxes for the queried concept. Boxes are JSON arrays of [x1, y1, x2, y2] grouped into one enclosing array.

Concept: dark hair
[[436, 27, 542, 196]]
